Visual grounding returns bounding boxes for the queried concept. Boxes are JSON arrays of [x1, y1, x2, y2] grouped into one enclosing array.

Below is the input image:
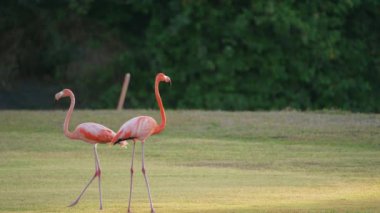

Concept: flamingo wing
[[112, 116, 157, 144], [76, 123, 116, 143]]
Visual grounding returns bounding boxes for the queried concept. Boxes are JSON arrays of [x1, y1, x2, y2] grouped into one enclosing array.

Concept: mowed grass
[[0, 110, 379, 212]]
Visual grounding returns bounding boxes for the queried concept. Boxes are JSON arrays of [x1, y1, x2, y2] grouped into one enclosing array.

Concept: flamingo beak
[[165, 76, 171, 86], [55, 91, 64, 101]]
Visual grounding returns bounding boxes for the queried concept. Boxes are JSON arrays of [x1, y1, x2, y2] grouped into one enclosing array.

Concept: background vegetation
[[1, 0, 379, 111]]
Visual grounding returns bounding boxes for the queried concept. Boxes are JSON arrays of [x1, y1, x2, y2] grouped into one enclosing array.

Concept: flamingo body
[[71, 122, 116, 144], [113, 116, 158, 142], [55, 88, 126, 210], [113, 73, 171, 213]]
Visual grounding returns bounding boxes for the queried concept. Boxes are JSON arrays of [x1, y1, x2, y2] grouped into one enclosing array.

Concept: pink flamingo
[[111, 73, 171, 213], [55, 89, 127, 210]]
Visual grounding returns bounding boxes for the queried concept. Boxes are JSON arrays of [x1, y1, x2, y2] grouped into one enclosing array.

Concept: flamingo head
[[156, 73, 171, 84], [55, 89, 72, 101]]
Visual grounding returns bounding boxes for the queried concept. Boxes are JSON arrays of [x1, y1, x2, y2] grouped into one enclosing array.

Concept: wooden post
[[117, 73, 130, 110]]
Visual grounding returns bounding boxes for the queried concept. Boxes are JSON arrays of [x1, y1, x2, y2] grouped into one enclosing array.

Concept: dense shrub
[[0, 0, 379, 112]]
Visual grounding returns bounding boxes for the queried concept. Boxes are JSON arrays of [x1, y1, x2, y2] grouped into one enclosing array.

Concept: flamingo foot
[[67, 200, 79, 207], [128, 208, 132, 213], [99, 199, 103, 210], [151, 208, 156, 213]]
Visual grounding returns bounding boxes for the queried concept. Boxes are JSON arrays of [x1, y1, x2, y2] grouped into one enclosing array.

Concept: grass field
[[0, 110, 379, 212]]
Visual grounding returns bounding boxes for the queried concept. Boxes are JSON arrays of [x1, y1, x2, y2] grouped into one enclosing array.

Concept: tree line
[[1, 0, 379, 112]]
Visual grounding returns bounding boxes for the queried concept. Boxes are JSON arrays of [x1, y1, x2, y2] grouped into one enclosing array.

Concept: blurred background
[[0, 0, 379, 112]]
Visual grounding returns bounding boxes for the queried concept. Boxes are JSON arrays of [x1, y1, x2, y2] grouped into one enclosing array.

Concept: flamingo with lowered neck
[[55, 88, 127, 210], [112, 73, 171, 213]]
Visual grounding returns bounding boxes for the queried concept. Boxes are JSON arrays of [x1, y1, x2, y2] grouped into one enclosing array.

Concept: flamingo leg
[[94, 144, 103, 210], [141, 142, 155, 213], [68, 144, 102, 209], [128, 141, 136, 213]]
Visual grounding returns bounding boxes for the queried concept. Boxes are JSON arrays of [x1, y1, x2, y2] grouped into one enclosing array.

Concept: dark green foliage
[[0, 0, 379, 111]]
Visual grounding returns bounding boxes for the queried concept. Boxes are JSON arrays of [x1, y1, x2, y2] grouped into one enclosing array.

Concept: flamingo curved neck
[[64, 91, 76, 139], [153, 77, 166, 135]]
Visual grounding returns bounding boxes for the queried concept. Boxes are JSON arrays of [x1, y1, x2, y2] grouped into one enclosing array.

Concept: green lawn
[[0, 110, 379, 212]]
